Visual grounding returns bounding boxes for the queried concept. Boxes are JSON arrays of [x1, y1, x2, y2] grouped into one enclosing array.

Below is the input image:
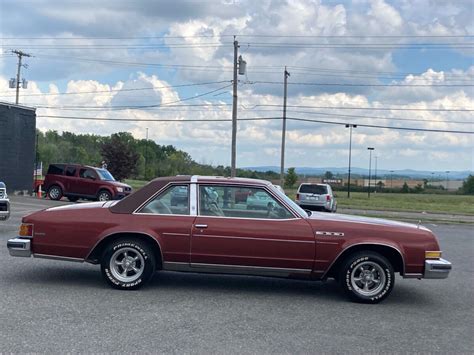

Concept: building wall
[[0, 103, 36, 192]]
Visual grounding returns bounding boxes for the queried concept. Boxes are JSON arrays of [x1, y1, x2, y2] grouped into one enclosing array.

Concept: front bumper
[[424, 258, 452, 279], [0, 200, 10, 221], [7, 237, 32, 257]]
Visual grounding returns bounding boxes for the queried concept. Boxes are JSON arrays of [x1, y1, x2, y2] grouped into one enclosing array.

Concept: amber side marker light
[[425, 251, 442, 259], [19, 223, 34, 237]]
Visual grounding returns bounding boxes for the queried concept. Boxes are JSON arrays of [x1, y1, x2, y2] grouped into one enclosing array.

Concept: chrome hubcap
[[50, 188, 60, 199], [110, 248, 144, 283], [99, 193, 110, 201], [350, 261, 386, 297]]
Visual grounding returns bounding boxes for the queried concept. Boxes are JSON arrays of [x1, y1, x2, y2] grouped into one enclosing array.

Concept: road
[[0, 197, 473, 353]]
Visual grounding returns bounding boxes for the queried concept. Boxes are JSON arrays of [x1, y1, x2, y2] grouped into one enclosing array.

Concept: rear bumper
[[0, 200, 10, 221], [7, 237, 32, 257], [424, 258, 452, 279]]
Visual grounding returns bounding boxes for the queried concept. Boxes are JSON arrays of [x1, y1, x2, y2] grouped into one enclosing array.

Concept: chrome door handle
[[195, 224, 208, 229]]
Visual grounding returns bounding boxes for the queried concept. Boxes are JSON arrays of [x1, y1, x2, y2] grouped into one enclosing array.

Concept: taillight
[[19, 223, 34, 237], [296, 193, 300, 200], [326, 195, 331, 201]]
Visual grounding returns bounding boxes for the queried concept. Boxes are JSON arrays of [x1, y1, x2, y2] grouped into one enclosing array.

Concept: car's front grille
[[0, 189, 5, 199]]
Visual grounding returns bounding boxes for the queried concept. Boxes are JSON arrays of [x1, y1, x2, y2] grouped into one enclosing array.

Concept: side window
[[199, 185, 294, 220], [65, 166, 76, 177], [79, 168, 96, 180], [47, 164, 65, 175], [139, 185, 189, 215]]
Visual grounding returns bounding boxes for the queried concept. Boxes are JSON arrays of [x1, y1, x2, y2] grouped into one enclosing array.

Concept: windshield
[[299, 184, 328, 194], [96, 169, 115, 181], [269, 184, 308, 218]]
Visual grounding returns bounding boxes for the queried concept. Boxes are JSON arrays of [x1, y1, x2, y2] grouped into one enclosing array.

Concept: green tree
[[462, 175, 474, 195], [101, 133, 139, 181], [324, 171, 334, 179], [284, 167, 298, 188], [401, 182, 409, 193]]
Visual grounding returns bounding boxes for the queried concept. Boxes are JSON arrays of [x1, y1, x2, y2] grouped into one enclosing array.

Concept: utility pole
[[346, 124, 357, 198], [280, 67, 290, 187], [144, 128, 149, 180], [367, 147, 374, 198], [12, 50, 32, 104], [231, 38, 239, 178]]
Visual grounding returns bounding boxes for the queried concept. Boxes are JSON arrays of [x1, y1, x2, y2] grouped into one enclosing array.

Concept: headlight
[[116, 187, 124, 193]]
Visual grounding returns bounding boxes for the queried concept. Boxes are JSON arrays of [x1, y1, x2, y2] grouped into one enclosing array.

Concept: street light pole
[[346, 124, 357, 198], [367, 147, 374, 198]]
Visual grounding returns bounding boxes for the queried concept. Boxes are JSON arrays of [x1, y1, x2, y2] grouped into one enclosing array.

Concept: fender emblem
[[316, 231, 344, 237]]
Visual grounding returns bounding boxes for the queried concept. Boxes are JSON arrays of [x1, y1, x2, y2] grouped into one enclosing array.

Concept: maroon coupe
[[7, 176, 451, 303]]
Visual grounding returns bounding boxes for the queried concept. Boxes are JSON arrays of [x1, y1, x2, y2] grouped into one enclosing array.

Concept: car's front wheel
[[101, 238, 156, 290], [97, 190, 112, 201], [339, 251, 394, 304]]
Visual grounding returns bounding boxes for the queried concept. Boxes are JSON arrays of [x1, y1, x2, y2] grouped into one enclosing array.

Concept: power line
[[35, 114, 474, 134], [2, 34, 473, 40], [0, 81, 231, 97], [247, 104, 474, 112], [254, 80, 474, 87]]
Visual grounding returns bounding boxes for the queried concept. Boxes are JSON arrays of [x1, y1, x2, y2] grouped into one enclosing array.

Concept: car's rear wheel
[[101, 238, 156, 290], [97, 190, 112, 201], [48, 185, 63, 200], [339, 251, 394, 304]]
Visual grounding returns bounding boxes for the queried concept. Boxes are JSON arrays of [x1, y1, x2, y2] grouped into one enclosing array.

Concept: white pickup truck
[[0, 182, 10, 221]]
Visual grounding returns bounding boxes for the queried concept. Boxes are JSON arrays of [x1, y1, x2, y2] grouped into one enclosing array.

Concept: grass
[[287, 190, 474, 215], [125, 179, 149, 190]]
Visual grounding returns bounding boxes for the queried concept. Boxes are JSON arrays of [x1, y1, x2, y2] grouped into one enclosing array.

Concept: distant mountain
[[243, 166, 473, 180]]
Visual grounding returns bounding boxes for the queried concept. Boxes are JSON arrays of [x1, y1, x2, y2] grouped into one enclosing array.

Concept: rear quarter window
[[47, 164, 65, 175], [299, 185, 328, 194]]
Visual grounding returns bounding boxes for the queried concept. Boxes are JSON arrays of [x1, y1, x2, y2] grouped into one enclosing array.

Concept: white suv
[[0, 182, 10, 221], [295, 183, 337, 213]]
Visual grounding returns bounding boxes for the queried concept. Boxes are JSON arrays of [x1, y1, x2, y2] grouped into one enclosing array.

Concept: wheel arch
[[86, 232, 163, 270], [97, 186, 114, 197], [324, 243, 405, 279]]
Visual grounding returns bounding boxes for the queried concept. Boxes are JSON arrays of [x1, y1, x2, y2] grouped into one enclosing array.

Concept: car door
[[77, 168, 101, 196], [63, 165, 79, 193], [191, 184, 315, 274], [134, 184, 196, 264]]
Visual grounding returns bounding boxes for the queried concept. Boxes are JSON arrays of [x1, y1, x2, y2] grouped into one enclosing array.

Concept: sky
[[0, 0, 473, 172]]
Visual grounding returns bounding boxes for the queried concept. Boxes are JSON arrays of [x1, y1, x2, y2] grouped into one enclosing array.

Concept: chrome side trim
[[33, 254, 83, 262], [163, 261, 311, 277], [195, 234, 314, 244], [321, 242, 406, 279]]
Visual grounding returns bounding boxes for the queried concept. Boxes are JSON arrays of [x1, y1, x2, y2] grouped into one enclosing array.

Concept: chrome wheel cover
[[350, 261, 386, 297], [110, 247, 145, 283], [98, 192, 110, 201], [49, 187, 60, 199]]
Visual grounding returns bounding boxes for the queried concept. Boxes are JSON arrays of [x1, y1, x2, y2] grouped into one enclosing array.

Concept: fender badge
[[316, 231, 345, 237]]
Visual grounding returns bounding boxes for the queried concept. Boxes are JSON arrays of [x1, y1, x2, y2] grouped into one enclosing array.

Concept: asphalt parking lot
[[0, 197, 473, 353]]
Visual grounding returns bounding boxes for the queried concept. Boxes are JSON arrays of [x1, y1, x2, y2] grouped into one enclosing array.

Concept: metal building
[[0, 102, 36, 192]]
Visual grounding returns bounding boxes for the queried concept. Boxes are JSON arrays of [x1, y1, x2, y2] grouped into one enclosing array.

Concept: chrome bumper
[[0, 200, 10, 221], [7, 237, 32, 257], [424, 258, 452, 279]]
